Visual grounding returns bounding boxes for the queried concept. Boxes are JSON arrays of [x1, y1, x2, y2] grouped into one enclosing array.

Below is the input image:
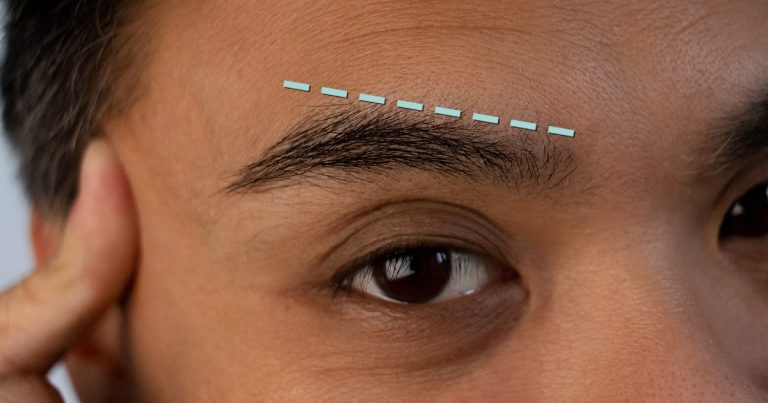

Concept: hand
[[0, 141, 137, 402]]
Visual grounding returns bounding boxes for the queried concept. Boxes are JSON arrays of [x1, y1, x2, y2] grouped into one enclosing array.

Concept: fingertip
[[65, 139, 138, 297], [78, 139, 134, 218]]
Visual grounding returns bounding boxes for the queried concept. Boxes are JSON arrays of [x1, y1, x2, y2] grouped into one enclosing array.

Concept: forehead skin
[[119, 0, 768, 218], [105, 0, 768, 401]]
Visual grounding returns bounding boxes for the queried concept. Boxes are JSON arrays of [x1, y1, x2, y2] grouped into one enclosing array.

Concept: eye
[[720, 183, 768, 239], [343, 246, 512, 304]]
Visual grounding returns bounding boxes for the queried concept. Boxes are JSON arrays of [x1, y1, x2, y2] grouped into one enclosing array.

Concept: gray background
[[1, 140, 80, 401]]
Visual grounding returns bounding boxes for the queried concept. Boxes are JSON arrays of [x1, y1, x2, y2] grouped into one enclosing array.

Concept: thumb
[[0, 140, 137, 376]]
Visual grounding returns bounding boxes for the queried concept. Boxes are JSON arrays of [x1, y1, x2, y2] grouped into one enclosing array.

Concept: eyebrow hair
[[223, 104, 575, 195], [696, 87, 768, 177]]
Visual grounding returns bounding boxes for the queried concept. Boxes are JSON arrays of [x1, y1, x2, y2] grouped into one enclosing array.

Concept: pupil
[[720, 184, 768, 238], [372, 248, 451, 304]]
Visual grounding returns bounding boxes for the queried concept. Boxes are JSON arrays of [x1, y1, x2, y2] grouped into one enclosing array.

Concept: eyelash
[[331, 239, 497, 297], [333, 240, 434, 294]]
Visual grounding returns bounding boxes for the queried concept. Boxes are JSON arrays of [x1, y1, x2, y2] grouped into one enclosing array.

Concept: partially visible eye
[[343, 246, 513, 304], [720, 183, 768, 239]]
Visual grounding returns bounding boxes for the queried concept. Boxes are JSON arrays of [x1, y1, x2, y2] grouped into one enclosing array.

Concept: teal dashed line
[[359, 93, 386, 105], [510, 119, 537, 131], [321, 87, 348, 98], [548, 126, 576, 137], [283, 80, 310, 92], [396, 100, 424, 111], [472, 113, 500, 125], [282, 80, 576, 139], [434, 106, 462, 118]]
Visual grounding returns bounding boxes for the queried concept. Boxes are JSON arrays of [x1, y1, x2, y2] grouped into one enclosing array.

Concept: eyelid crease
[[317, 199, 517, 285]]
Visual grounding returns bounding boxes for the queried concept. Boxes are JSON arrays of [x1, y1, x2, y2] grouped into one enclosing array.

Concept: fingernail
[[68, 139, 130, 245], [79, 140, 118, 195]]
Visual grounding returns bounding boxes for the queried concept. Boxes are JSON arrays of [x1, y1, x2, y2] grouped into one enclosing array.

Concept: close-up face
[[57, 0, 768, 401]]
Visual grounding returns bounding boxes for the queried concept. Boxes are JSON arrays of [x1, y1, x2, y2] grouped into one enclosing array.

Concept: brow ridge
[[224, 104, 575, 195]]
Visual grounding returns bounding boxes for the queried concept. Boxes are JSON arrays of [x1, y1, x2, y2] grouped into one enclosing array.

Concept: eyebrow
[[223, 104, 575, 195], [696, 87, 768, 177]]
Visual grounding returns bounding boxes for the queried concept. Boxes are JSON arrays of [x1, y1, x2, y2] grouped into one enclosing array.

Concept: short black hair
[[1, 0, 144, 216]]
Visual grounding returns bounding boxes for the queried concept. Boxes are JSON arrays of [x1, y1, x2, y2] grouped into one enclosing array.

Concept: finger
[[0, 375, 63, 403], [0, 140, 137, 376]]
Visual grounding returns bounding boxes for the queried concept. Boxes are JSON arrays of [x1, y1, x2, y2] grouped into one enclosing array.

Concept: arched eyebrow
[[222, 104, 576, 195]]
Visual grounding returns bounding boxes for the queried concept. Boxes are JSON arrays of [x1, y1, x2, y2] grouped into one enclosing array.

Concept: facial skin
[[41, 0, 768, 401]]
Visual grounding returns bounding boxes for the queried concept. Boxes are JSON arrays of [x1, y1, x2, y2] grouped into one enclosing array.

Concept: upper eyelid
[[318, 198, 514, 268]]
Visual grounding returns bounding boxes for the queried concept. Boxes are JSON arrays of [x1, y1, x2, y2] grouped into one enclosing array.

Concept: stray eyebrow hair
[[224, 104, 575, 194], [697, 86, 768, 176]]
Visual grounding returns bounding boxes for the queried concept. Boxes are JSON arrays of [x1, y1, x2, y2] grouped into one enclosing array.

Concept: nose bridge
[[525, 241, 760, 402]]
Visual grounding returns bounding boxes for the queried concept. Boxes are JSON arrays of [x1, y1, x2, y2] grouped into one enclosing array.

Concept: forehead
[[118, 0, 768, 210]]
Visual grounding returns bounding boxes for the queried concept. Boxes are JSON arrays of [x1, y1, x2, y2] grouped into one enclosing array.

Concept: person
[[1, 0, 767, 401]]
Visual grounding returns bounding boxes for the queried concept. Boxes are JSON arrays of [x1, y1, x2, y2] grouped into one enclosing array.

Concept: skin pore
[[45, 0, 768, 401]]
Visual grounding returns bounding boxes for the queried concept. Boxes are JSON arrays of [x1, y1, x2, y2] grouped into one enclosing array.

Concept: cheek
[[121, 251, 345, 400]]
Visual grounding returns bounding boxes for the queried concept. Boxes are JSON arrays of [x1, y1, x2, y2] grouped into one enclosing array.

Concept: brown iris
[[371, 249, 452, 304]]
